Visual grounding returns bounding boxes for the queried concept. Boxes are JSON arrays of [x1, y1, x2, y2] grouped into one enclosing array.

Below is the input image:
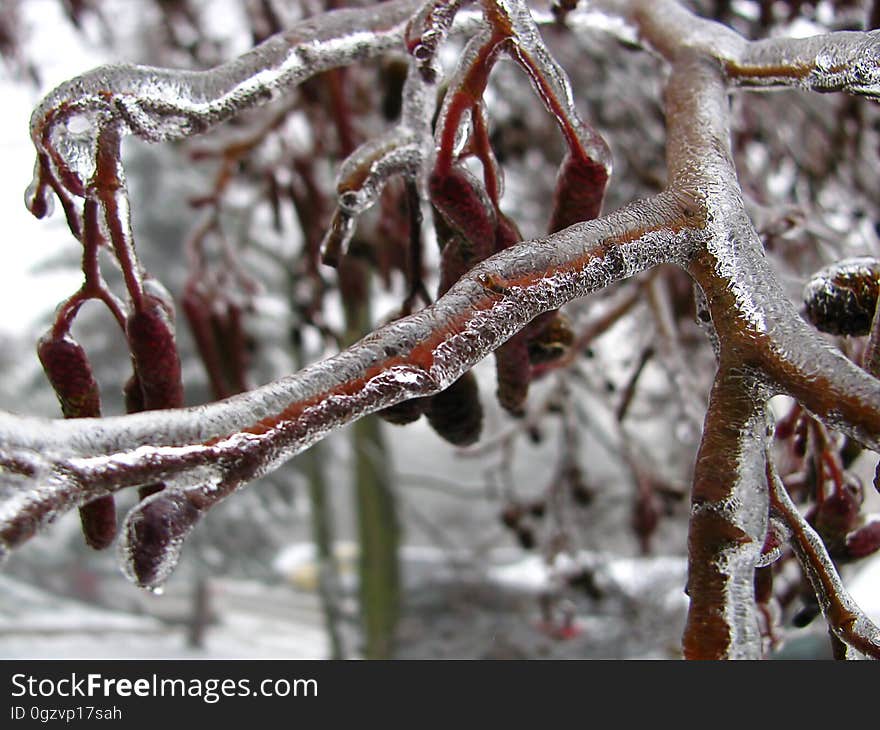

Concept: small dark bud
[[501, 505, 523, 530], [122, 491, 202, 590], [516, 526, 536, 550], [845, 520, 880, 559], [803, 257, 880, 336], [526, 312, 575, 365], [425, 370, 483, 446], [792, 603, 820, 628], [495, 332, 531, 416], [548, 153, 609, 233], [78, 496, 117, 551], [378, 398, 425, 425], [529, 500, 546, 519], [429, 167, 496, 261]]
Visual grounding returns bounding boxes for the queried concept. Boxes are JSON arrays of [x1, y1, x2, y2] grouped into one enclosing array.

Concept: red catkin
[[495, 330, 531, 416], [845, 521, 880, 559], [429, 166, 496, 263], [425, 370, 483, 446], [126, 298, 184, 410], [126, 295, 184, 502], [548, 153, 609, 234], [37, 333, 116, 549]]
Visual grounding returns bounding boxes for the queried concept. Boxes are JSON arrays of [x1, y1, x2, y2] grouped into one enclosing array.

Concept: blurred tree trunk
[[341, 253, 401, 659], [290, 321, 347, 659], [300, 439, 347, 659]]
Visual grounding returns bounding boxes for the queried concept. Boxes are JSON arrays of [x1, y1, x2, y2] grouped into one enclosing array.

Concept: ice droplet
[[25, 157, 55, 219], [24, 176, 54, 219]]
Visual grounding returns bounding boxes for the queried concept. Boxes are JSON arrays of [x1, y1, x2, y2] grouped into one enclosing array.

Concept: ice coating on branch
[[684, 372, 771, 659], [321, 58, 434, 266], [0, 194, 696, 573], [735, 31, 880, 98], [406, 0, 470, 81], [27, 0, 422, 200]]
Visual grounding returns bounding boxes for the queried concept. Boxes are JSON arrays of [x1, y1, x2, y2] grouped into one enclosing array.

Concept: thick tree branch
[[683, 365, 769, 659], [0, 193, 698, 562]]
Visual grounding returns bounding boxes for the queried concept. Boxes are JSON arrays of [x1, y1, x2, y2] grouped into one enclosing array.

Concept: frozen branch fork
[[3, 0, 880, 658]]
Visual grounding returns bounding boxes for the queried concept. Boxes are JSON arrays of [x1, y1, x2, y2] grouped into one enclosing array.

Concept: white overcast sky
[[0, 1, 112, 337]]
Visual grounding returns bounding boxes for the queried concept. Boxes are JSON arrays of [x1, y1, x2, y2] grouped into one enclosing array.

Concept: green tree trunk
[[341, 254, 401, 659], [300, 440, 347, 659], [290, 314, 346, 659]]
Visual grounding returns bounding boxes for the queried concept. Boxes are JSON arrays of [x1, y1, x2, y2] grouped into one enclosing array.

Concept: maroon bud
[[501, 504, 523, 530], [792, 603, 820, 628], [126, 296, 183, 507], [754, 565, 774, 605], [425, 370, 483, 446], [38, 333, 117, 549], [37, 334, 101, 419], [122, 491, 202, 589], [495, 331, 531, 416], [632, 490, 661, 555], [378, 398, 426, 425], [123, 373, 144, 414], [215, 301, 252, 395], [548, 153, 608, 233], [436, 234, 470, 297], [516, 525, 536, 550], [571, 481, 594, 507], [528, 500, 546, 519], [845, 520, 880, 559], [815, 475, 863, 542], [78, 496, 117, 550], [526, 311, 575, 365], [429, 166, 496, 262], [126, 298, 184, 410]]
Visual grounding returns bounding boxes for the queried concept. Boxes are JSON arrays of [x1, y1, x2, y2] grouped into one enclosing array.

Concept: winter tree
[[2, 0, 880, 659]]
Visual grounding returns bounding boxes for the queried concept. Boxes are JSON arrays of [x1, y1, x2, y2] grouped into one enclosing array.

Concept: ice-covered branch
[[0, 194, 698, 576], [728, 31, 880, 98], [766, 456, 880, 659], [683, 367, 769, 659], [27, 0, 422, 197], [585, 0, 880, 100]]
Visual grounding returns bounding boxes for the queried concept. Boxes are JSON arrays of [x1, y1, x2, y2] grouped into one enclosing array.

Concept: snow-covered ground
[[4, 543, 876, 659], [0, 572, 328, 659]]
